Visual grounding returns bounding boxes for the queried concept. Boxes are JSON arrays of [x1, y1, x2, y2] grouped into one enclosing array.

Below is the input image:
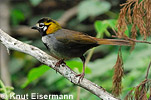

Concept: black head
[[31, 17, 61, 36]]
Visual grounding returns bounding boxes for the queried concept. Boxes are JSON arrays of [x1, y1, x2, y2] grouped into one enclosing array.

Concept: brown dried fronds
[[134, 79, 148, 100], [117, 0, 151, 40], [144, 0, 151, 37], [117, 0, 135, 38], [124, 61, 151, 100], [124, 79, 151, 100], [125, 88, 135, 100], [112, 47, 124, 96]]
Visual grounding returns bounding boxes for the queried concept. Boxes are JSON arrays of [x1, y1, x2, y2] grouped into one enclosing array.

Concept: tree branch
[[0, 29, 119, 100]]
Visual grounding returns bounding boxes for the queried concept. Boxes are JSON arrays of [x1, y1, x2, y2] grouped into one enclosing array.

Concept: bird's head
[[32, 17, 62, 36]]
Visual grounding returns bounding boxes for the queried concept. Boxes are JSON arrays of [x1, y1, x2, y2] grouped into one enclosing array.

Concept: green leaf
[[22, 65, 50, 88], [43, 70, 62, 86], [95, 21, 108, 33], [107, 19, 117, 29], [94, 19, 117, 38], [104, 29, 111, 37], [13, 3, 32, 18], [0, 80, 9, 100], [78, 0, 111, 21], [10, 9, 25, 26], [124, 24, 132, 37], [66, 60, 91, 74], [29, 0, 42, 6]]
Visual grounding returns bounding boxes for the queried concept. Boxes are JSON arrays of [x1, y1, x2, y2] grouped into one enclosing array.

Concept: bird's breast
[[42, 34, 77, 59]]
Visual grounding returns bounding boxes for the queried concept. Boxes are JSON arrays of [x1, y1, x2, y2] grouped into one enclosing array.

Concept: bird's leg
[[55, 59, 65, 73], [76, 56, 85, 83]]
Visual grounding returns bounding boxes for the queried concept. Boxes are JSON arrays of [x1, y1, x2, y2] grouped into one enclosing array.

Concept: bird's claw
[[55, 59, 66, 67], [76, 72, 85, 83], [55, 59, 65, 73]]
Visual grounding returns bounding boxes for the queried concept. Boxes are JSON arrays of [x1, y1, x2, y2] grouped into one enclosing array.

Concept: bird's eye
[[39, 23, 44, 27]]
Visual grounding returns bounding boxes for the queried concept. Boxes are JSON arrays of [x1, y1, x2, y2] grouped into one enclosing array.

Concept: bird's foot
[[76, 72, 85, 83], [55, 59, 66, 67], [55, 59, 65, 73]]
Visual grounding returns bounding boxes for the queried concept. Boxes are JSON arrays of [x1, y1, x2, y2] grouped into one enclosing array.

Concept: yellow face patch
[[44, 21, 61, 35]]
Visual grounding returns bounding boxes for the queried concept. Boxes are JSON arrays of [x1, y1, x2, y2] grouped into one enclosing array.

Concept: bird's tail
[[96, 39, 133, 46]]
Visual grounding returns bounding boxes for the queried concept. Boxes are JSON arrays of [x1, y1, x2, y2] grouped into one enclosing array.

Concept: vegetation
[[0, 0, 151, 100]]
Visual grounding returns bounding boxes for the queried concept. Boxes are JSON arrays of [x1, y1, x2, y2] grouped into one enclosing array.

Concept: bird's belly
[[42, 36, 84, 59]]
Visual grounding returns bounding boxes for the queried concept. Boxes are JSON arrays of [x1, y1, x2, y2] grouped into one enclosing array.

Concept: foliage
[[94, 19, 117, 38], [29, 0, 42, 6], [0, 80, 9, 100], [125, 78, 151, 100], [117, 0, 151, 39], [22, 65, 50, 88], [10, 9, 25, 26], [112, 48, 124, 96], [0, 80, 14, 100], [78, 0, 111, 21], [66, 60, 91, 73]]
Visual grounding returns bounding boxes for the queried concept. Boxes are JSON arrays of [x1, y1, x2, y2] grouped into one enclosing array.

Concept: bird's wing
[[55, 29, 97, 45]]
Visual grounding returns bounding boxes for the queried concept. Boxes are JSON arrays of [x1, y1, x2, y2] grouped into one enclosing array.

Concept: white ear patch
[[43, 26, 47, 31]]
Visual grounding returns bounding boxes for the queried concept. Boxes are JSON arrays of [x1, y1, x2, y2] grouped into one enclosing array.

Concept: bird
[[31, 17, 132, 83]]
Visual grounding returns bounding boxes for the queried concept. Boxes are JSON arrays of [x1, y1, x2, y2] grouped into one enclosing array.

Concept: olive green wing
[[55, 29, 97, 45]]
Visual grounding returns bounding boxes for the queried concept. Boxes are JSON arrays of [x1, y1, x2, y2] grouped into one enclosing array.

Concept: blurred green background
[[0, 0, 151, 100]]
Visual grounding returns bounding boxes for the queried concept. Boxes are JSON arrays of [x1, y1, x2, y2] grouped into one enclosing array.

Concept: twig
[[0, 29, 119, 100], [76, 86, 80, 100], [112, 35, 151, 44], [145, 61, 151, 79], [124, 61, 151, 100], [127, 38, 151, 44], [111, 28, 151, 44]]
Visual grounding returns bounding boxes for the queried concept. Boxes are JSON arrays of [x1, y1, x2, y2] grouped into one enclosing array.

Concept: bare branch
[[112, 35, 151, 44], [145, 61, 151, 79], [0, 29, 119, 100]]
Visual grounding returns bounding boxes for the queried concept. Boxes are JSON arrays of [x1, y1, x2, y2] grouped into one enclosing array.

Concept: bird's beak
[[31, 25, 38, 30]]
